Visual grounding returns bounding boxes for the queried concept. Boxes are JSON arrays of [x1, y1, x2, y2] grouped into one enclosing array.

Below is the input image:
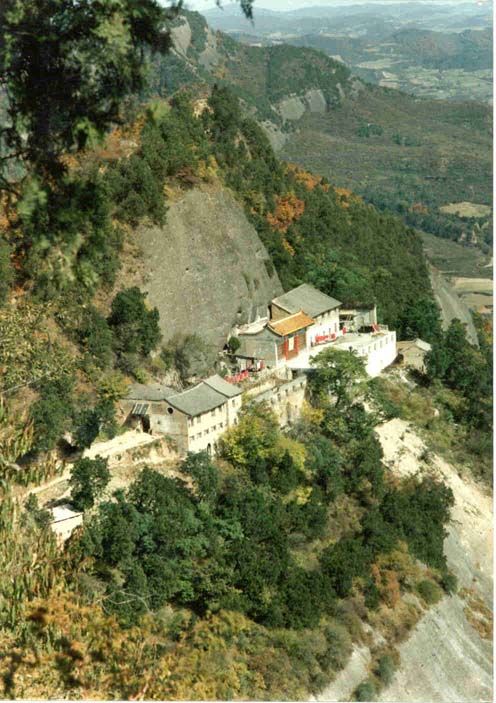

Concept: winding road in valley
[[429, 265, 479, 346]]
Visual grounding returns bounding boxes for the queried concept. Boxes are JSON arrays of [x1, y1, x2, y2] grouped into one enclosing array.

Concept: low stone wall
[[250, 374, 308, 427]]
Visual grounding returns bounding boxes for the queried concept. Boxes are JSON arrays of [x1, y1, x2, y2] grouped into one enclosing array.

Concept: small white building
[[284, 329, 397, 377], [333, 330, 397, 377], [271, 284, 342, 346], [122, 375, 243, 456], [50, 504, 83, 544], [397, 338, 432, 373]]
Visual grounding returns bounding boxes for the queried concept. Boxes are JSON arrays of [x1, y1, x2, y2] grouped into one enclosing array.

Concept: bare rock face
[[138, 187, 283, 348], [170, 18, 192, 57]]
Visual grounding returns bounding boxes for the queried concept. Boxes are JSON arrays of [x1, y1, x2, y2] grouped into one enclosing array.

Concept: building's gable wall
[[120, 398, 190, 452], [238, 332, 279, 368], [401, 346, 428, 373], [276, 330, 307, 361]]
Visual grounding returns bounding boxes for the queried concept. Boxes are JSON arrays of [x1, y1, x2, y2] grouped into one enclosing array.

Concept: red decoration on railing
[[226, 370, 250, 384]]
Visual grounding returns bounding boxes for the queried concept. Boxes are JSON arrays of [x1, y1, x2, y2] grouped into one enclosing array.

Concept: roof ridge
[[169, 380, 208, 400]]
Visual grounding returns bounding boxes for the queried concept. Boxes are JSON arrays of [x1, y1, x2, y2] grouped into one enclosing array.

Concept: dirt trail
[[315, 418, 492, 703], [429, 265, 479, 345]]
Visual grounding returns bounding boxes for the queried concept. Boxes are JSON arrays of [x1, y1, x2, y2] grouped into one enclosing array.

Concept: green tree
[[108, 287, 161, 357], [0, 0, 254, 187], [30, 375, 75, 453], [70, 456, 110, 511], [309, 348, 366, 407], [400, 296, 442, 343], [305, 434, 344, 501], [180, 452, 219, 505], [73, 399, 117, 449]]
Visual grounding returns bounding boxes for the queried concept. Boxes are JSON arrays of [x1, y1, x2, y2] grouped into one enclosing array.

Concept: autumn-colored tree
[[266, 193, 305, 233]]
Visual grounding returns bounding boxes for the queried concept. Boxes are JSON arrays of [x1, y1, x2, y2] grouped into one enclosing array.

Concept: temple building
[[121, 375, 243, 455]]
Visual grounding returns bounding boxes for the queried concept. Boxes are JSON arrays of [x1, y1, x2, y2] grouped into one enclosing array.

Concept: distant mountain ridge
[[148, 9, 357, 131], [148, 10, 491, 251]]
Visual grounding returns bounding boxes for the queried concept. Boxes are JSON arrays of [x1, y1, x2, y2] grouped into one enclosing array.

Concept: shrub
[[319, 621, 352, 672], [30, 375, 75, 453], [376, 654, 396, 687], [23, 494, 52, 529], [416, 579, 443, 605], [355, 679, 376, 701], [79, 307, 114, 368], [227, 336, 241, 355], [73, 400, 117, 449], [70, 456, 110, 511], [440, 570, 458, 595]]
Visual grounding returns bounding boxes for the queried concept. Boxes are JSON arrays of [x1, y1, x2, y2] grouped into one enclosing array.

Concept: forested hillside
[[0, 1, 491, 700]]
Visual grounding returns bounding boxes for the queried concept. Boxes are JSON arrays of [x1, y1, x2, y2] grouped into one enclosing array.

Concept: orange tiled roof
[[269, 310, 315, 337]]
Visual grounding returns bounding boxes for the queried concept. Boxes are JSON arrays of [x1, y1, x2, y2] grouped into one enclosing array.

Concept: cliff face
[[138, 186, 283, 348]]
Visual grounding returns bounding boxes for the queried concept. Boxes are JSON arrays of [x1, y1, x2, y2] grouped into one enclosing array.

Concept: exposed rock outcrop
[[138, 186, 283, 348]]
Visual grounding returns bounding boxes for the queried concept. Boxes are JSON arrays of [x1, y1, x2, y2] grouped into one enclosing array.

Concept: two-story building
[[271, 284, 342, 346], [235, 310, 315, 370], [121, 374, 243, 456]]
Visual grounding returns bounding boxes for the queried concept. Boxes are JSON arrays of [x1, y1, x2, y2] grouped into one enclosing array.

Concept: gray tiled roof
[[128, 375, 242, 418], [203, 374, 242, 398], [127, 383, 175, 401], [272, 284, 341, 318], [167, 383, 226, 416]]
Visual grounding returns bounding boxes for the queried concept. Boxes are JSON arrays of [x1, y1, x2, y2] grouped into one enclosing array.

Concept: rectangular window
[[288, 336, 295, 351]]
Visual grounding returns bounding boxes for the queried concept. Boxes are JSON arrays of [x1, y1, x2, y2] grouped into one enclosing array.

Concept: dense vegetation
[[0, 361, 455, 698], [425, 316, 493, 481], [0, 2, 490, 700]]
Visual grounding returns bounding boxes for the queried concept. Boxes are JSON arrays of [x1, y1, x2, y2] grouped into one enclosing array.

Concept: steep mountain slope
[[149, 11, 492, 251], [317, 415, 493, 703], [149, 11, 356, 127]]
